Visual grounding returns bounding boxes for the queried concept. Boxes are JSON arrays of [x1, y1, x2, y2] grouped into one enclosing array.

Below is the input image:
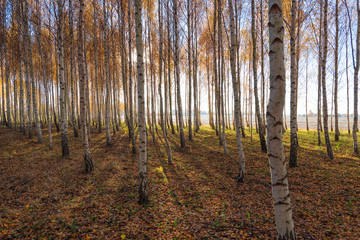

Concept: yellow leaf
[[154, 166, 168, 184], [121, 234, 126, 239], [155, 166, 164, 173]]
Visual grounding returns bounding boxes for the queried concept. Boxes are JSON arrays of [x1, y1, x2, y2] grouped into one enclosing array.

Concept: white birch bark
[[103, 0, 112, 146], [79, 0, 94, 172], [135, 0, 148, 205], [321, 0, 334, 160], [228, 0, 246, 183], [173, 0, 186, 148], [251, 0, 267, 153], [289, 0, 298, 167], [57, 0, 69, 156], [353, 0, 360, 154], [267, 1, 297, 238]]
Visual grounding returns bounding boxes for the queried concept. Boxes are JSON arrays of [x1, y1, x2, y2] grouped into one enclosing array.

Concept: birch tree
[[17, 2, 25, 135], [251, 0, 267, 153], [321, 0, 334, 160], [36, 0, 52, 149], [26, 1, 42, 143], [267, 0, 297, 238], [352, 0, 360, 154], [69, 0, 78, 138], [174, 0, 186, 148], [135, 0, 148, 205], [103, 0, 112, 146], [289, 0, 298, 167], [228, 0, 245, 183], [57, 0, 69, 156], [79, 0, 94, 172]]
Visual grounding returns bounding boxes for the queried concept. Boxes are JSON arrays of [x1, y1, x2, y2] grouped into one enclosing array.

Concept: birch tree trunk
[[135, 0, 148, 205], [174, 0, 186, 148], [317, 0, 323, 146], [218, 0, 228, 153], [2, 7, 12, 129], [193, 8, 199, 132], [84, 49, 91, 139], [158, 0, 173, 164], [353, 0, 360, 154], [147, 13, 156, 143], [260, 0, 266, 133], [26, 2, 42, 143], [251, 0, 267, 153], [128, 1, 136, 153], [79, 0, 94, 172], [17, 6, 26, 135], [111, 16, 119, 132], [235, 1, 246, 138], [103, 0, 112, 146], [12, 47, 18, 130], [289, 0, 298, 167], [94, 0, 101, 133], [20, 2, 33, 135], [167, 2, 175, 135], [305, 49, 309, 131], [267, 1, 297, 238], [21, 1, 32, 138], [0, 56, 5, 126], [36, 0, 52, 149], [213, 0, 221, 141], [187, 0, 192, 141], [5, 48, 12, 129], [346, 16, 350, 134], [69, 0, 78, 138], [229, 0, 246, 183], [57, 0, 69, 156], [321, 0, 334, 160]]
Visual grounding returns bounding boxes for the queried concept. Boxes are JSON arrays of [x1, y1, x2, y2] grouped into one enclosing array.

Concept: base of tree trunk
[[61, 135, 70, 157], [84, 154, 94, 173]]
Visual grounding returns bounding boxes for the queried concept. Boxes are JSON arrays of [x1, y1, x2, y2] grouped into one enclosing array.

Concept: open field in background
[[197, 115, 358, 131], [0, 125, 359, 239]]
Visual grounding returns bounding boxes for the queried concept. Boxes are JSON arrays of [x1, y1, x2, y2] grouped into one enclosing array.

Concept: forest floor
[[0, 124, 359, 239]]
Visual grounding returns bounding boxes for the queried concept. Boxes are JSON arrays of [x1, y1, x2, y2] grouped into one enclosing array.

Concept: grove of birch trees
[[0, 0, 359, 238]]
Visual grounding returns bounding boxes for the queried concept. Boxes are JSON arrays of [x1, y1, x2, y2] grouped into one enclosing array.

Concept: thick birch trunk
[[135, 0, 148, 205], [267, 1, 297, 238], [79, 0, 94, 172], [229, 0, 246, 183], [58, 0, 69, 156], [103, 0, 112, 146]]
